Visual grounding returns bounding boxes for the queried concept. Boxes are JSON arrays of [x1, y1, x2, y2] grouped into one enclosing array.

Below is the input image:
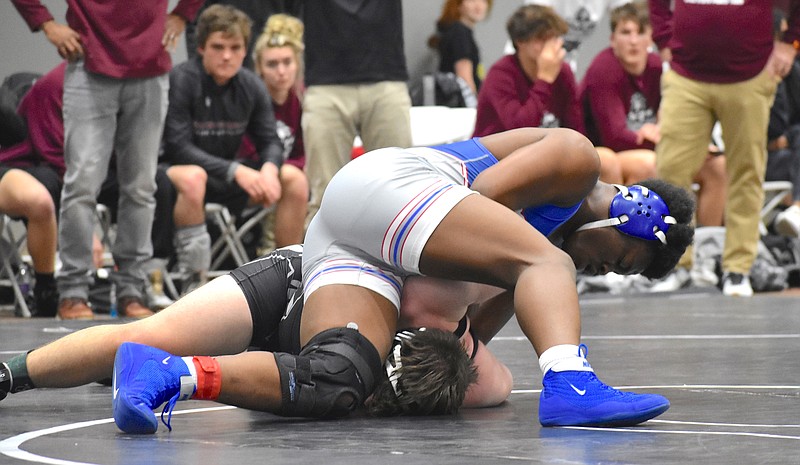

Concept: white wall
[[0, 0, 609, 84]]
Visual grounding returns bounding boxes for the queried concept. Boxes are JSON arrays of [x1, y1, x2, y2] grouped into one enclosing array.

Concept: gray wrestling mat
[[1, 290, 799, 464]]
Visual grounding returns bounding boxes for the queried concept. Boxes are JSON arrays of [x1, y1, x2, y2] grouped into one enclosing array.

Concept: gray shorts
[[303, 146, 478, 310]]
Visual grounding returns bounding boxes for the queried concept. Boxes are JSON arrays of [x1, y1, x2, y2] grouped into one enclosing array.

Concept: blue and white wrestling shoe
[[538, 346, 669, 427], [112, 342, 194, 434]]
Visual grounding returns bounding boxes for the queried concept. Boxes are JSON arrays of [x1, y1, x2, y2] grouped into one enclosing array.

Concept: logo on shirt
[[627, 92, 656, 132]]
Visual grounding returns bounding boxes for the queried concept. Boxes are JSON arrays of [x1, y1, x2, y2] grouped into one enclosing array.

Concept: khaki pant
[[657, 69, 777, 274], [302, 82, 412, 224]]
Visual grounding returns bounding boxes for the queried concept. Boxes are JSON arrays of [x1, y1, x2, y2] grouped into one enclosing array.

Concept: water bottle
[[17, 266, 30, 298], [108, 282, 118, 318]]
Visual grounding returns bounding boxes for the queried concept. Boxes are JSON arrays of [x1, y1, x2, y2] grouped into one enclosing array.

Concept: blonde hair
[[253, 13, 305, 66]]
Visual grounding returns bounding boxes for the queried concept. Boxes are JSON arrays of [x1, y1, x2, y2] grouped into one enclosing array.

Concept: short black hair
[[367, 328, 477, 416], [637, 178, 695, 279]]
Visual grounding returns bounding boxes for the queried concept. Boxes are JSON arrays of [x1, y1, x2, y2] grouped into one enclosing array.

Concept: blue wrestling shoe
[[538, 348, 669, 427], [112, 342, 194, 434]]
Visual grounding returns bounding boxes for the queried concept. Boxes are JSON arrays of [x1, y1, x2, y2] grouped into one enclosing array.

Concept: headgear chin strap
[[575, 184, 676, 245], [385, 328, 426, 398]]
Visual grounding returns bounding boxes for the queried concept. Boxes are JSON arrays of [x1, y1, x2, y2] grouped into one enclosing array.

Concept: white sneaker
[[648, 267, 691, 292], [722, 272, 753, 297], [690, 258, 719, 288], [774, 205, 800, 238]]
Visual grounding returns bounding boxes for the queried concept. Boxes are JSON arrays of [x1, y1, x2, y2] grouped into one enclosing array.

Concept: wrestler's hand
[[41, 20, 83, 61]]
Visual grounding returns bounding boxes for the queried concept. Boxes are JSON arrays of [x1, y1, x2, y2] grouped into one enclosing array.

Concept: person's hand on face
[[536, 36, 565, 83]]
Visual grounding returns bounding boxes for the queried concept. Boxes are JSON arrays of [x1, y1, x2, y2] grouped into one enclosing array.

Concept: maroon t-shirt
[[12, 0, 203, 79], [580, 47, 662, 151], [272, 88, 305, 170], [473, 54, 584, 137], [650, 0, 800, 83]]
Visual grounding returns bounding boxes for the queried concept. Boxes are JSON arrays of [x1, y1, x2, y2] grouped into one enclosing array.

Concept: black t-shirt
[[302, 0, 408, 85], [438, 21, 482, 90]]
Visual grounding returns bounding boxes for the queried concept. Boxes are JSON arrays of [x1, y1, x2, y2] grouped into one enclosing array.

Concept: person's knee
[[281, 168, 309, 205], [24, 186, 57, 223], [168, 166, 207, 204], [273, 327, 381, 418]]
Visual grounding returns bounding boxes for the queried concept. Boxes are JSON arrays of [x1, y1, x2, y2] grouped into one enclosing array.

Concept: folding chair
[[761, 181, 794, 235], [0, 214, 32, 317], [205, 203, 271, 276]]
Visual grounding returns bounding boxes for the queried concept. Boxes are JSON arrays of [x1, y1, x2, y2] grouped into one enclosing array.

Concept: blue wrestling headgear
[[575, 184, 676, 245]]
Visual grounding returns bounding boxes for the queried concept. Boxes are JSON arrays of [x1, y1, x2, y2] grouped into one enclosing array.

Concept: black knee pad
[[274, 327, 382, 418]]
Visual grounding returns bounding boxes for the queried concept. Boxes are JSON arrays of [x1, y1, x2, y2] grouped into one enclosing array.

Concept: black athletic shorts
[[0, 164, 62, 219], [229, 245, 304, 354]]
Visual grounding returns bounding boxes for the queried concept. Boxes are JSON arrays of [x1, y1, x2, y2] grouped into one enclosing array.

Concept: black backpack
[[0, 72, 41, 147]]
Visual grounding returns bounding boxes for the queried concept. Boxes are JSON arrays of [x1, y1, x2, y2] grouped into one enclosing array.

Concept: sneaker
[[118, 296, 155, 319], [539, 370, 670, 427], [647, 267, 691, 293], [722, 272, 753, 297], [112, 342, 195, 434], [774, 205, 800, 238], [57, 298, 94, 320]]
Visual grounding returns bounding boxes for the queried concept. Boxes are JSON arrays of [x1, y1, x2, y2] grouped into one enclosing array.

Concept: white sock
[[538, 344, 593, 375], [180, 356, 198, 400]]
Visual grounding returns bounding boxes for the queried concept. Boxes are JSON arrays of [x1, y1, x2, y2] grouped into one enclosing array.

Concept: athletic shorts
[[0, 164, 62, 220], [205, 158, 260, 216], [302, 146, 483, 310], [229, 245, 304, 354]]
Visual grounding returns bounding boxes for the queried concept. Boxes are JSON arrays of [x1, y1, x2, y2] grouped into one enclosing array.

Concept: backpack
[[0, 72, 40, 147]]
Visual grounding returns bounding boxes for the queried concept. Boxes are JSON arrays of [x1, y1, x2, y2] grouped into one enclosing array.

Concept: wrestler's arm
[[475, 127, 600, 209]]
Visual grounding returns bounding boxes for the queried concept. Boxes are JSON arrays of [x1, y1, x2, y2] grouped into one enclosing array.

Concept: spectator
[[0, 67, 62, 318], [474, 4, 584, 137], [162, 4, 284, 283], [429, 0, 493, 100], [251, 13, 308, 249], [580, 0, 726, 221], [649, 0, 800, 297], [767, 9, 800, 238], [10, 0, 203, 319], [301, 0, 412, 224]]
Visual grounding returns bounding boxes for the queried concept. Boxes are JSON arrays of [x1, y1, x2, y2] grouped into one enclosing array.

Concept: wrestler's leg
[[24, 275, 253, 388], [419, 194, 580, 356]]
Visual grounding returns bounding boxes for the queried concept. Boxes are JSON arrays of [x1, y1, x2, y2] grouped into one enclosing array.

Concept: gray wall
[[0, 1, 610, 87]]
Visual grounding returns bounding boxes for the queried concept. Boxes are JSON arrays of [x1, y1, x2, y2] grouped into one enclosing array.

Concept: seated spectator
[[580, 1, 658, 185], [251, 13, 308, 250], [474, 4, 584, 137], [429, 0, 493, 104], [0, 64, 63, 318], [767, 9, 800, 238], [162, 5, 284, 280], [581, 1, 726, 228]]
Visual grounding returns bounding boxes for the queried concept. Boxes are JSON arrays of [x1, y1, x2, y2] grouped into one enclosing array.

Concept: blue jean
[[59, 61, 168, 300]]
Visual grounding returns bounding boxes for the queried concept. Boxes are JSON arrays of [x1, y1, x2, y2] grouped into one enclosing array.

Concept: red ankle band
[[191, 356, 222, 400]]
